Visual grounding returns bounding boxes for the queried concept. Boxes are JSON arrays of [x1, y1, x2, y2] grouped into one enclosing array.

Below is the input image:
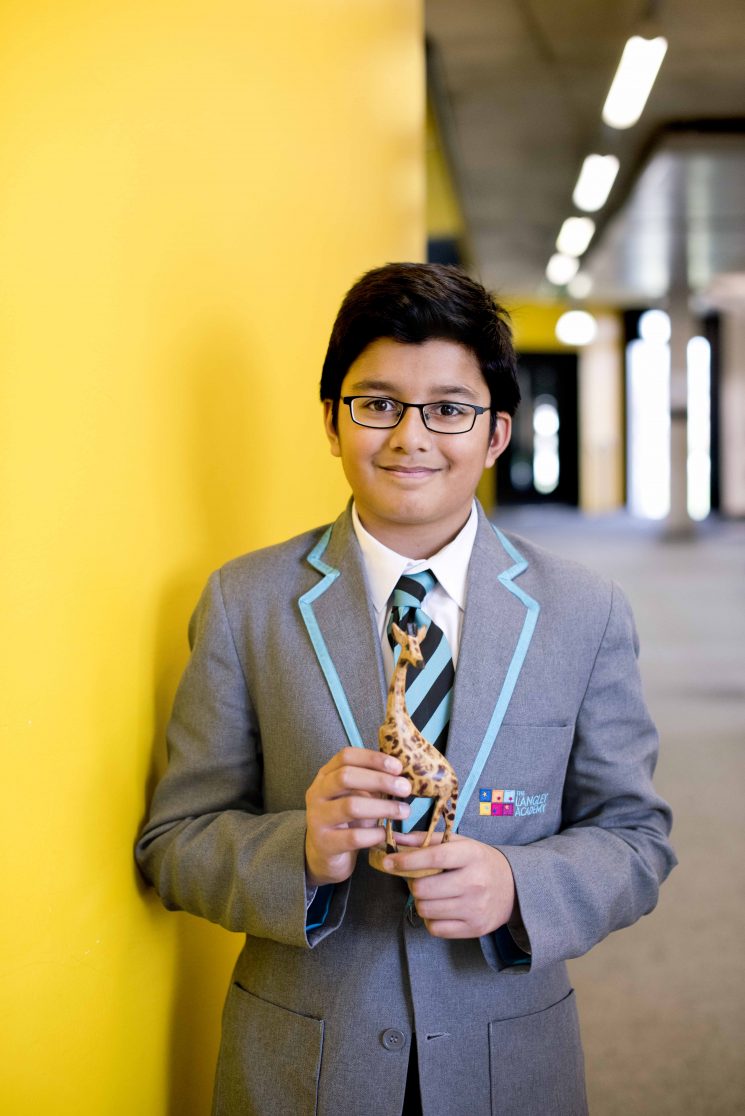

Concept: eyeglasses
[[341, 395, 491, 434]]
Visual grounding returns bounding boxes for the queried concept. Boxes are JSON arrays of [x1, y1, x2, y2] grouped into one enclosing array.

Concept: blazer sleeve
[[135, 570, 349, 949], [490, 581, 677, 973]]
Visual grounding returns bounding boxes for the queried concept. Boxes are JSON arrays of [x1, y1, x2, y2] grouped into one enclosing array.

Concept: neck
[[355, 507, 473, 560]]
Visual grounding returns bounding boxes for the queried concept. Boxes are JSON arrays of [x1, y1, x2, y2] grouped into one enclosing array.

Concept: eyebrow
[[347, 379, 481, 400]]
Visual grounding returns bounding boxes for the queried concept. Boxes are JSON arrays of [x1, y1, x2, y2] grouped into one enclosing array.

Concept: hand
[[304, 747, 411, 887], [383, 831, 516, 939]]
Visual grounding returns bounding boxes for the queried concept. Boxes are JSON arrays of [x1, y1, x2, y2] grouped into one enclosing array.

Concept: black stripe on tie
[[418, 620, 442, 659], [410, 658, 455, 730], [395, 575, 427, 604], [431, 722, 450, 754], [388, 606, 421, 649]]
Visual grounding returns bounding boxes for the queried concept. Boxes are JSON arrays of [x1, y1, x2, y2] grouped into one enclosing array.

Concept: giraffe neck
[[386, 657, 410, 721]]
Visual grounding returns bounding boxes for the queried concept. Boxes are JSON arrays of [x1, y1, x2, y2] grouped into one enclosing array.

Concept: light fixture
[[572, 154, 620, 212], [602, 35, 668, 129], [638, 308, 671, 344], [687, 336, 711, 521], [567, 272, 593, 300], [556, 217, 595, 257], [546, 254, 580, 286], [627, 335, 671, 519], [532, 395, 560, 495], [555, 310, 598, 346]]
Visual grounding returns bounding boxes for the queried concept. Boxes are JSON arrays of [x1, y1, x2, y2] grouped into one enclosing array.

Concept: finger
[[313, 823, 390, 855], [325, 748, 404, 776], [315, 765, 412, 802], [381, 837, 466, 875], [392, 830, 444, 847], [318, 794, 411, 828], [423, 919, 473, 940], [408, 869, 467, 902], [411, 895, 470, 921]]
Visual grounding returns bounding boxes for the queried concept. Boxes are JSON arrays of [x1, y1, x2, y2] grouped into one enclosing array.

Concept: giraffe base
[[368, 844, 442, 878]]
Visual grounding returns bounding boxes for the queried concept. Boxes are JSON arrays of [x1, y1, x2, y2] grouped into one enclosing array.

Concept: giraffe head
[[391, 622, 427, 668]]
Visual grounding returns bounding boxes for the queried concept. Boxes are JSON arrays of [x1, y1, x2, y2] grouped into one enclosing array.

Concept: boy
[[136, 263, 675, 1115]]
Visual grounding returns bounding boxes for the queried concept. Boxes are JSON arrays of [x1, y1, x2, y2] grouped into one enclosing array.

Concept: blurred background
[[1, 2, 743, 1113]]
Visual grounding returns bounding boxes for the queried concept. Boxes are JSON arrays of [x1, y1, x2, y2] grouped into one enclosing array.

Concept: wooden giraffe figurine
[[376, 621, 459, 866]]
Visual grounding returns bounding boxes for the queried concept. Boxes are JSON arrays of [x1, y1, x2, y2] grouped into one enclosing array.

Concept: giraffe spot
[[412, 763, 427, 777]]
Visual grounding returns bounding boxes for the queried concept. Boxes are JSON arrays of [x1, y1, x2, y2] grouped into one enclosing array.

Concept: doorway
[[495, 352, 579, 506]]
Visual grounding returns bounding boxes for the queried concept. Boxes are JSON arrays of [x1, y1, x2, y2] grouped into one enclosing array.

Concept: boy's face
[[323, 337, 511, 557]]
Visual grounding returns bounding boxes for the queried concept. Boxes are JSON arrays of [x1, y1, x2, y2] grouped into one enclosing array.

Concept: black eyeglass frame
[[340, 395, 492, 434]]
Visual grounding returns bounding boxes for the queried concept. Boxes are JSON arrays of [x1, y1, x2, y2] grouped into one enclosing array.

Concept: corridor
[[493, 507, 745, 1115]]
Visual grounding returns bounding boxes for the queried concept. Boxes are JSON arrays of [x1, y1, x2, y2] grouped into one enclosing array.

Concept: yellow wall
[[0, 3, 424, 1113], [426, 99, 464, 240], [508, 300, 572, 352]]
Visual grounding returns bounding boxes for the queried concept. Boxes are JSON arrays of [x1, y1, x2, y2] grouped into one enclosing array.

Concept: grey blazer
[[136, 503, 675, 1116]]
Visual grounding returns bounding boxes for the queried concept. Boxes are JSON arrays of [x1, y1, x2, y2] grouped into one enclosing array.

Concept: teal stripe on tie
[[404, 633, 452, 709]]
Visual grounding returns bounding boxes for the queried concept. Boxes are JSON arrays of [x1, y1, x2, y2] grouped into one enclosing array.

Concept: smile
[[379, 465, 441, 479]]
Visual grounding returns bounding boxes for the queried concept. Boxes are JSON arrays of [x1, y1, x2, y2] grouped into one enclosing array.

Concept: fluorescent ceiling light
[[546, 254, 580, 286], [555, 310, 598, 346], [572, 154, 620, 212], [556, 217, 595, 257], [602, 36, 668, 129], [567, 272, 593, 299]]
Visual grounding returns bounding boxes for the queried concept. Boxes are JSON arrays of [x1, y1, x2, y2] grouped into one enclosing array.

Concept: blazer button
[[380, 1028, 406, 1052]]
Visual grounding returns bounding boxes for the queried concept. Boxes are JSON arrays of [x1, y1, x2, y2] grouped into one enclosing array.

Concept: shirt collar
[[351, 502, 478, 613]]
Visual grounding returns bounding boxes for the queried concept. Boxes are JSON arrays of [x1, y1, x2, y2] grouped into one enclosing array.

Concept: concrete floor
[[492, 508, 745, 1116]]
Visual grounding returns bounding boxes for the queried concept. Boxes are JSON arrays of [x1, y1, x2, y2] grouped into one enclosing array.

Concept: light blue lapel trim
[[451, 525, 540, 832], [298, 527, 365, 749], [298, 523, 540, 836]]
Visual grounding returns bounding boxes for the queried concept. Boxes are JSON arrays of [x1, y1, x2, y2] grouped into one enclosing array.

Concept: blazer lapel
[[298, 505, 387, 752], [446, 507, 541, 829]]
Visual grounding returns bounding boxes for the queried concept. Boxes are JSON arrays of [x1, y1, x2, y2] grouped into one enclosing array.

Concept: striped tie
[[387, 570, 455, 753]]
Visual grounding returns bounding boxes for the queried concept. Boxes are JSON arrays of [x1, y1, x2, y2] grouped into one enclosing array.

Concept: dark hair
[[320, 263, 520, 425]]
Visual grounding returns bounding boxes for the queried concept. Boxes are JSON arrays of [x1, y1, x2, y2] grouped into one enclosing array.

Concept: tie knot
[[390, 569, 436, 611]]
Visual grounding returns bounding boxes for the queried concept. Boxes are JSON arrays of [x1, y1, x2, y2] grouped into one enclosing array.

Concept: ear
[[323, 399, 341, 459], [484, 412, 512, 469], [391, 622, 405, 646]]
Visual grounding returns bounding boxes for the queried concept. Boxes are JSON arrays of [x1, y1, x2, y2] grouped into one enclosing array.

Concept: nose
[[388, 404, 432, 451]]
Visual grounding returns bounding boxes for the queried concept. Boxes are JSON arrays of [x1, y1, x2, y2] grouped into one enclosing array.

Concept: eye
[[427, 402, 471, 419], [361, 396, 398, 413]]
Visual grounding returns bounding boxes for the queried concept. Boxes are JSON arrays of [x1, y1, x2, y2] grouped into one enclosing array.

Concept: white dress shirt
[[351, 501, 478, 681]]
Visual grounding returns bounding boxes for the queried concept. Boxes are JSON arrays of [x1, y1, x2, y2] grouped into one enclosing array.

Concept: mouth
[[378, 464, 440, 478]]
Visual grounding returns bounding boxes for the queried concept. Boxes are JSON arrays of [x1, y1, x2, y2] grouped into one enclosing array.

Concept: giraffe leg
[[441, 788, 458, 843], [384, 814, 398, 854], [421, 797, 445, 849]]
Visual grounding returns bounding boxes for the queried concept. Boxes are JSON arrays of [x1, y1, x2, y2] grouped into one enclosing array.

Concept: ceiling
[[425, 0, 745, 304]]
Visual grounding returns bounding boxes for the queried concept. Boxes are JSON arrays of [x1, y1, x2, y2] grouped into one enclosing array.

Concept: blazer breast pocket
[[213, 982, 324, 1116], [464, 723, 574, 843]]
